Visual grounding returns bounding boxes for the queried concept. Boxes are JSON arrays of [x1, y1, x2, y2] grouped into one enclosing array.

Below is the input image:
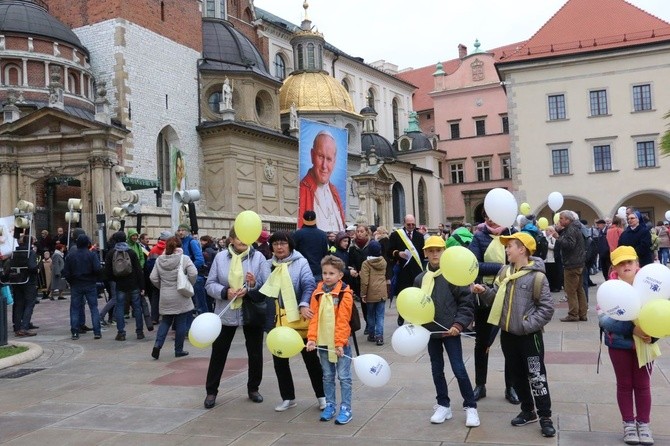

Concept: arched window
[[392, 182, 406, 226], [67, 73, 78, 94], [392, 98, 400, 141], [367, 88, 375, 109], [207, 91, 221, 113], [417, 178, 427, 226], [341, 78, 349, 92], [307, 43, 315, 69], [4, 64, 21, 86], [156, 126, 180, 192], [274, 53, 286, 80], [296, 44, 304, 70]]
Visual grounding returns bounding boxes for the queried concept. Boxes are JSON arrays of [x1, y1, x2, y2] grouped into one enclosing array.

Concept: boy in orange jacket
[[306, 255, 354, 425]]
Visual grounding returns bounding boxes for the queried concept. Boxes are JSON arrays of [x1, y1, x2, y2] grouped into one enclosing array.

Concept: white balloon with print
[[596, 279, 641, 321], [353, 354, 391, 387], [633, 263, 670, 306], [391, 324, 431, 356]]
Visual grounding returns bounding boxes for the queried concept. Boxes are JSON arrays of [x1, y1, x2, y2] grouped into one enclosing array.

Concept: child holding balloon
[[598, 245, 655, 445], [306, 255, 354, 425], [415, 236, 480, 428]]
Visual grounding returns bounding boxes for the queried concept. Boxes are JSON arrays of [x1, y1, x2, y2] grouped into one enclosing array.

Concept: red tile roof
[[499, 0, 670, 63], [395, 42, 524, 112]]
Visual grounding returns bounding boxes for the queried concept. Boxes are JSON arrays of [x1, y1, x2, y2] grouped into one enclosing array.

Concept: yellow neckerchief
[[634, 335, 661, 369], [317, 289, 337, 363], [396, 228, 422, 269], [487, 263, 533, 329], [420, 265, 442, 298], [482, 235, 506, 284], [227, 245, 249, 310], [259, 258, 299, 321]]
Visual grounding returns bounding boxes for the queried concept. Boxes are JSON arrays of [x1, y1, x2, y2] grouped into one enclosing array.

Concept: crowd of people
[[0, 204, 661, 444]]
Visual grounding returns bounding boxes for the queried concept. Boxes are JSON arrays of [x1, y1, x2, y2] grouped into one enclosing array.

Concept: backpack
[[498, 265, 545, 302], [315, 286, 361, 333], [651, 232, 660, 251], [112, 250, 133, 277], [534, 235, 549, 260], [584, 233, 598, 268]]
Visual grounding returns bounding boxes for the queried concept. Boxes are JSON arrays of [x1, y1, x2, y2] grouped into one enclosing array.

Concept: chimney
[[458, 44, 467, 59]]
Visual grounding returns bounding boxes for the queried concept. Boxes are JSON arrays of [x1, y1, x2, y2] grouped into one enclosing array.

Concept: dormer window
[[204, 0, 227, 19]]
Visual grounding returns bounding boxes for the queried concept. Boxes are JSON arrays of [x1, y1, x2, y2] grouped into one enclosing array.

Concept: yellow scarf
[[317, 291, 337, 363], [482, 235, 506, 284], [634, 335, 661, 369], [420, 267, 442, 298], [259, 259, 299, 321], [227, 245, 249, 310], [487, 264, 532, 328]]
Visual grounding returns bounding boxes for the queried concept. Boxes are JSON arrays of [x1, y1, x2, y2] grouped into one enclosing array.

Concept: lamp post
[[65, 198, 82, 248], [174, 189, 201, 234]]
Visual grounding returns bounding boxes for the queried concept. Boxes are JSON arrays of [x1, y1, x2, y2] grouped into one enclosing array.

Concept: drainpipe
[[410, 166, 416, 217], [331, 52, 339, 77]]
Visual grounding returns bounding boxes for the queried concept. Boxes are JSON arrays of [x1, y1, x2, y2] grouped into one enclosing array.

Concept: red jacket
[[298, 168, 345, 229], [307, 280, 353, 347]]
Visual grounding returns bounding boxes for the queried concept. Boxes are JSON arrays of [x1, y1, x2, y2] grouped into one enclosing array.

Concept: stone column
[[88, 153, 114, 224], [0, 162, 18, 216]]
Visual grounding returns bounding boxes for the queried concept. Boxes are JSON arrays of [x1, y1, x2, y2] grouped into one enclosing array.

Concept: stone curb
[[0, 341, 43, 371]]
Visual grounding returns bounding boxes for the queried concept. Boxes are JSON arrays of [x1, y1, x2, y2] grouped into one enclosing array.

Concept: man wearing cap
[[595, 219, 611, 280], [177, 223, 207, 314], [387, 214, 425, 325], [298, 131, 345, 232], [293, 210, 329, 281], [552, 211, 587, 322], [473, 232, 556, 438]]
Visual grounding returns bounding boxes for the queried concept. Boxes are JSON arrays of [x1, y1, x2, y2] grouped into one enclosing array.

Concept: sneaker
[[101, 320, 109, 327], [137, 332, 145, 340], [320, 403, 336, 422], [623, 421, 639, 444], [465, 407, 480, 427], [335, 405, 352, 425], [367, 334, 375, 342], [115, 333, 126, 341], [274, 400, 297, 412], [511, 410, 538, 426], [376, 336, 384, 346], [430, 404, 453, 424], [637, 422, 654, 445], [71, 333, 79, 340], [94, 334, 102, 340], [540, 417, 556, 437], [317, 396, 327, 410]]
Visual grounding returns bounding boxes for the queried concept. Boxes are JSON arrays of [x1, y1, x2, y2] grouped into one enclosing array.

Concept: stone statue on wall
[[290, 102, 298, 129], [222, 77, 233, 110]]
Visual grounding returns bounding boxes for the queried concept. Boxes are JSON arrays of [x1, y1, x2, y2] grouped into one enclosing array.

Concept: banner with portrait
[[0, 215, 18, 257], [172, 147, 186, 192], [298, 118, 348, 232]]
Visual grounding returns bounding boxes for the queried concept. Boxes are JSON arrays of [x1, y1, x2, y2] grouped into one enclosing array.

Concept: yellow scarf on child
[[487, 264, 532, 328], [420, 268, 442, 299], [317, 291, 337, 363], [227, 245, 249, 309], [259, 259, 299, 321], [634, 335, 661, 368]]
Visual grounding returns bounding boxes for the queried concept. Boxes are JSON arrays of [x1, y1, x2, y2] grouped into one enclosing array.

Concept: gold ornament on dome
[[279, 72, 357, 115]]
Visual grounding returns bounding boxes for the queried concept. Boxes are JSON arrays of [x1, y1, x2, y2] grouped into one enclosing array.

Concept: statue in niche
[[222, 77, 233, 110], [290, 102, 298, 129]]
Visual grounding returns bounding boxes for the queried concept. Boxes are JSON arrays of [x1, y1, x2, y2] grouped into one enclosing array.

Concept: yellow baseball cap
[[611, 245, 637, 266], [499, 232, 536, 254], [423, 235, 446, 250]]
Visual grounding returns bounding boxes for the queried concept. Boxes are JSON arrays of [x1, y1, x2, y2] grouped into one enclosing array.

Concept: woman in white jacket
[[150, 236, 197, 359]]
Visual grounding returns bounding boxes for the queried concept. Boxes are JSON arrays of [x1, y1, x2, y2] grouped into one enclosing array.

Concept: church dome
[[0, 0, 85, 50], [279, 71, 356, 115], [361, 133, 395, 160], [201, 18, 276, 82]]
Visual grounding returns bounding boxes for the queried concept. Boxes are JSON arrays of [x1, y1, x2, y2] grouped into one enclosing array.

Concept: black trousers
[[474, 306, 513, 388], [205, 324, 264, 396], [500, 330, 552, 418], [272, 340, 324, 401]]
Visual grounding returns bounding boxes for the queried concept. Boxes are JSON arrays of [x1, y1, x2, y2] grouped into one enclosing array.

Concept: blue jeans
[[366, 301, 385, 337], [318, 345, 352, 409], [154, 312, 192, 353], [427, 336, 476, 409], [115, 288, 143, 335], [70, 284, 101, 335], [659, 247, 669, 265], [192, 276, 209, 314]]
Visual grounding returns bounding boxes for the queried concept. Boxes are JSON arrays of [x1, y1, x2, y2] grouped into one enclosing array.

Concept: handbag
[[275, 300, 309, 336], [242, 289, 267, 327], [176, 255, 194, 298]]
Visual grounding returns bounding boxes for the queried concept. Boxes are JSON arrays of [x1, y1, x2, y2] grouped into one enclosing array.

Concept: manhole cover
[[0, 368, 45, 379]]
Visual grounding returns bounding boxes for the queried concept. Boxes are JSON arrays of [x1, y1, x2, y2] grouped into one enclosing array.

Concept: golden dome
[[279, 71, 357, 116]]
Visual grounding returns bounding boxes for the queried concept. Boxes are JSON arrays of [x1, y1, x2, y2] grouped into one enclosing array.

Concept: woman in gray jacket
[[472, 232, 556, 438], [202, 227, 267, 409], [149, 236, 197, 359]]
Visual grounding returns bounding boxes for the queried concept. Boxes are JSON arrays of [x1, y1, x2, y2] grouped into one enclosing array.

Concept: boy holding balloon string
[[598, 245, 656, 445], [306, 255, 354, 425], [414, 235, 480, 428]]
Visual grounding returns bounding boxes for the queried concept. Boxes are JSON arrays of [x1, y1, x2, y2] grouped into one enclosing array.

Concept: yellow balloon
[[553, 213, 560, 225], [537, 217, 549, 230], [189, 330, 212, 349], [396, 287, 435, 325], [638, 299, 670, 338], [234, 210, 263, 245], [440, 246, 479, 286], [519, 202, 531, 215], [266, 327, 305, 358]]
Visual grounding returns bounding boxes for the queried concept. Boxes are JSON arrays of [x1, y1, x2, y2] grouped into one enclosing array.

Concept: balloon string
[[216, 285, 247, 318], [430, 330, 476, 339], [315, 346, 354, 360]]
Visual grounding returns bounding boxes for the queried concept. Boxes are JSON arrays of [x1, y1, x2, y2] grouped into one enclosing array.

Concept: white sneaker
[[274, 400, 297, 412], [430, 404, 452, 424], [317, 397, 327, 410], [465, 407, 480, 427]]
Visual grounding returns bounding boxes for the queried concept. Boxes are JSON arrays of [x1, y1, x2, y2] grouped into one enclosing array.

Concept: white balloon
[[617, 206, 627, 219], [665, 210, 670, 222], [391, 324, 431, 356], [189, 313, 222, 345], [353, 354, 391, 387], [633, 263, 670, 305], [596, 280, 641, 321], [484, 188, 518, 228], [547, 191, 564, 212]]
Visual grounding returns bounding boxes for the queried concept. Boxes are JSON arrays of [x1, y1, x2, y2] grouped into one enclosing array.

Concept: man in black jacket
[[293, 210, 328, 281], [8, 235, 38, 337], [63, 235, 102, 340], [553, 211, 586, 322]]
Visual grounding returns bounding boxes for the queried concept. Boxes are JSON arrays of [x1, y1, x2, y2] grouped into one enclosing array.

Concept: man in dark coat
[[293, 210, 329, 281], [63, 235, 102, 339], [553, 211, 587, 322]]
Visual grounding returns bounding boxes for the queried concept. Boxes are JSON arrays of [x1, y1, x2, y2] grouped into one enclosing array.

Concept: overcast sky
[[253, 0, 670, 70]]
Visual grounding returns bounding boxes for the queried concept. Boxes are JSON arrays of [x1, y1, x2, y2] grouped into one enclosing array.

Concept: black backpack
[[112, 251, 133, 277], [534, 235, 549, 260], [314, 286, 361, 333]]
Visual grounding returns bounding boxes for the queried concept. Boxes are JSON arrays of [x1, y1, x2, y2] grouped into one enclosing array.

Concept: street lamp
[[174, 189, 201, 234], [65, 198, 82, 248]]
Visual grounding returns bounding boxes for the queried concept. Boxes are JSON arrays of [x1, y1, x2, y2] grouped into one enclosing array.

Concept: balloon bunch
[[596, 263, 670, 338]]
